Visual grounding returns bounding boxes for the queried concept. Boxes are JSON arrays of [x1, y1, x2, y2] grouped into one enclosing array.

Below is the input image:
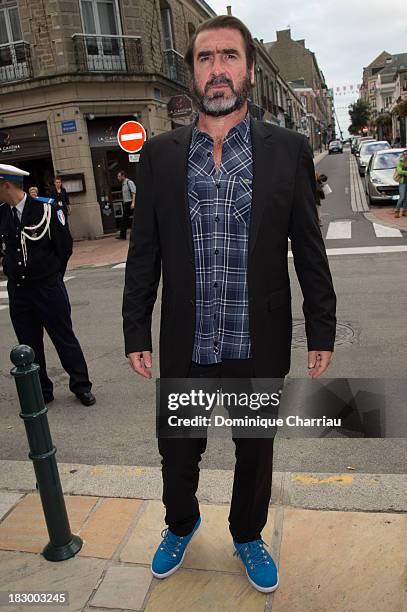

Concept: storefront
[[88, 117, 142, 234], [0, 122, 54, 194]]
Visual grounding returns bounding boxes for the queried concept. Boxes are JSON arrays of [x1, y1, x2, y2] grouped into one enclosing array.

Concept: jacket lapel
[[249, 120, 276, 254], [172, 126, 194, 255]]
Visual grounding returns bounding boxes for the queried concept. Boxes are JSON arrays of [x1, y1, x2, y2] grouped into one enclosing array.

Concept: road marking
[[326, 221, 352, 239], [112, 262, 126, 269], [121, 132, 143, 142], [373, 223, 403, 238], [288, 245, 407, 257], [64, 276, 76, 282], [0, 291, 8, 299], [0, 305, 8, 310], [350, 156, 369, 213]]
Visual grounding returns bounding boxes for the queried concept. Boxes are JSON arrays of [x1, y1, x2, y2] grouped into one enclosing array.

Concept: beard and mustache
[[192, 71, 253, 117]]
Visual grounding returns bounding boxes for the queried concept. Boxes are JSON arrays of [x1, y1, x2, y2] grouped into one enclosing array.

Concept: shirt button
[[213, 282, 218, 288], [216, 183, 220, 189], [21, 276, 25, 279], [18, 262, 22, 266], [215, 216, 219, 223], [16, 284, 20, 287], [214, 249, 219, 255], [17, 248, 21, 252]]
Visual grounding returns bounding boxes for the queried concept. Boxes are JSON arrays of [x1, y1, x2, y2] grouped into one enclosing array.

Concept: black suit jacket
[[122, 120, 336, 377], [0, 194, 73, 284]]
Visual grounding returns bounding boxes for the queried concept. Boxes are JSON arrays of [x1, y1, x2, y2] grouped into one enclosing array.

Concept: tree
[[348, 100, 370, 134]]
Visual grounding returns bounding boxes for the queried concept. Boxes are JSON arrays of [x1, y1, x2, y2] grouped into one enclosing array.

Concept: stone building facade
[[265, 29, 333, 151], [0, 0, 215, 238], [1, 2, 307, 238]]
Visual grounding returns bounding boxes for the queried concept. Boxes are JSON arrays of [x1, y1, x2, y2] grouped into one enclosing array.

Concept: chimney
[[276, 29, 291, 42], [226, 5, 232, 15]]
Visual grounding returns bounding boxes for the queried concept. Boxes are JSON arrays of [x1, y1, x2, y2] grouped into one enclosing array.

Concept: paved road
[[1, 149, 406, 473]]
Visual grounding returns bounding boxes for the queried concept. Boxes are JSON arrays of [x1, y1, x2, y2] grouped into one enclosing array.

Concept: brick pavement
[[0, 491, 406, 611]]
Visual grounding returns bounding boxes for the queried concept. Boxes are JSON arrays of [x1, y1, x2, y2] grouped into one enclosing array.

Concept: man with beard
[[122, 15, 336, 593]]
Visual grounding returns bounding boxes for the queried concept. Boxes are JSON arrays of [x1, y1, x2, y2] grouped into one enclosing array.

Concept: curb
[[1, 461, 406, 513]]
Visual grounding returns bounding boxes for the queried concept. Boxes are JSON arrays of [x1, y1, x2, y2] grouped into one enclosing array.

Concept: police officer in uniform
[[0, 164, 96, 406]]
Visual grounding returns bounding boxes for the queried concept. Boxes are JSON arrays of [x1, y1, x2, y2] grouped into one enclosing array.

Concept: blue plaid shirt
[[188, 113, 253, 364]]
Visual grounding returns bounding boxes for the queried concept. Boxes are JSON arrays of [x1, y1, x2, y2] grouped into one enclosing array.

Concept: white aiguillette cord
[[20, 203, 52, 266]]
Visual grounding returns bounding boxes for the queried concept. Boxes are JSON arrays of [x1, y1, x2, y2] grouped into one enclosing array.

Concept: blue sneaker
[[151, 517, 201, 578], [234, 539, 279, 593]]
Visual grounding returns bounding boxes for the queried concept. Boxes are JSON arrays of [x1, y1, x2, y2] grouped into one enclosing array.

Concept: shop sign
[[0, 123, 50, 159], [167, 95, 193, 118]]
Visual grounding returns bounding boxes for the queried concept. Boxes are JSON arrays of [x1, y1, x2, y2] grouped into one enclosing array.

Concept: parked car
[[357, 140, 390, 176], [352, 135, 374, 155], [351, 136, 361, 154], [328, 140, 343, 154], [365, 148, 407, 205]]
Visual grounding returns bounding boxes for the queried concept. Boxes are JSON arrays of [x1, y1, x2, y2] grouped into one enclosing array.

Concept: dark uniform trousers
[[8, 274, 91, 397], [158, 358, 275, 544], [119, 201, 133, 240]]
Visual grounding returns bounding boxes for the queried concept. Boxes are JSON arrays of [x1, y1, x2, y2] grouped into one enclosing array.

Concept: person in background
[[116, 170, 136, 240], [28, 186, 39, 198], [395, 150, 407, 218], [49, 176, 71, 218], [0, 163, 95, 407], [315, 172, 328, 226]]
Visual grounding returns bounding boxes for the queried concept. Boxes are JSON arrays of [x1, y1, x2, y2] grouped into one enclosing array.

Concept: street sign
[[129, 153, 140, 163], [117, 121, 146, 153], [61, 120, 77, 133]]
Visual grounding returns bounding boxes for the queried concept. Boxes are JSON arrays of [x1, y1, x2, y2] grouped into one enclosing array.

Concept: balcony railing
[[72, 34, 144, 73], [0, 41, 33, 83], [162, 49, 189, 87]]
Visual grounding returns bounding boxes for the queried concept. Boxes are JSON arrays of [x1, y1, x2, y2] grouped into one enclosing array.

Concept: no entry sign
[[117, 121, 146, 153]]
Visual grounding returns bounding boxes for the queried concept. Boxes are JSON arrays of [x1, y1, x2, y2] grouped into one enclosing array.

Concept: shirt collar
[[191, 111, 251, 147], [15, 193, 27, 216]]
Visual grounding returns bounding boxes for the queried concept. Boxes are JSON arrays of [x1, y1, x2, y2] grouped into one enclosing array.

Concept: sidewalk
[[367, 206, 407, 231], [1, 463, 406, 611], [67, 236, 128, 271]]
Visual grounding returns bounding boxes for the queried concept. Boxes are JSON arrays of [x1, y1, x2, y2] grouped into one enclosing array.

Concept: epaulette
[[34, 196, 56, 205]]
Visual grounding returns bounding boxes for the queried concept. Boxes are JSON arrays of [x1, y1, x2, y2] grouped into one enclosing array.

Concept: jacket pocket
[[268, 287, 291, 311]]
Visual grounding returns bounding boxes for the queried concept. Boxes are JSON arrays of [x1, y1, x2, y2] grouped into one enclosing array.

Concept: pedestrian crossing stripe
[[326, 221, 352, 240]]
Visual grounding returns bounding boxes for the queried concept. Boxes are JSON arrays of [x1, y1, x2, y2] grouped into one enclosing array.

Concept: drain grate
[[292, 321, 356, 347]]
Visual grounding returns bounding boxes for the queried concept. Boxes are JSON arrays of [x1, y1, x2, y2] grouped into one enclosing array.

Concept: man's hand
[[307, 350, 332, 378], [128, 351, 152, 379]]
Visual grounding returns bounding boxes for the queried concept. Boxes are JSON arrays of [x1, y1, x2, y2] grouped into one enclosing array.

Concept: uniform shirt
[[0, 194, 73, 285], [188, 113, 253, 364], [122, 178, 137, 203]]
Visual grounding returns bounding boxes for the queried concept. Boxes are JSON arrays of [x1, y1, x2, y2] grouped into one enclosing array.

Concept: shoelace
[[159, 528, 184, 557], [234, 539, 271, 568]]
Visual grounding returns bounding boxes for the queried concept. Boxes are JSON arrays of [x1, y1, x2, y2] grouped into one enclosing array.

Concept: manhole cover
[[292, 321, 355, 347]]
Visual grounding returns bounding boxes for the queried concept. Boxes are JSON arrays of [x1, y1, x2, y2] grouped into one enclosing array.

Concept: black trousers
[[119, 201, 133, 239], [158, 359, 275, 543], [8, 275, 92, 397]]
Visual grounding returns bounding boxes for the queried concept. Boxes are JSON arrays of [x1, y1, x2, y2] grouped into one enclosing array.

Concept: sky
[[208, 0, 407, 136]]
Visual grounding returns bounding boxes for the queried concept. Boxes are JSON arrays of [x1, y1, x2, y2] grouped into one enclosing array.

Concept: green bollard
[[10, 344, 83, 562]]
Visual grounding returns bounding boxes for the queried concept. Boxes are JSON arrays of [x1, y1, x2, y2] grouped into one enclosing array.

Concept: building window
[[0, 4, 30, 82], [79, 0, 124, 71], [160, 3, 174, 50]]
